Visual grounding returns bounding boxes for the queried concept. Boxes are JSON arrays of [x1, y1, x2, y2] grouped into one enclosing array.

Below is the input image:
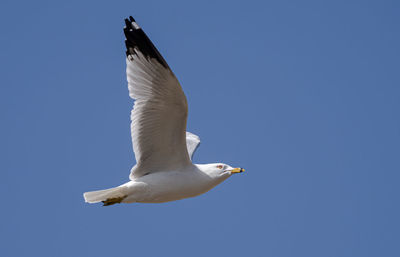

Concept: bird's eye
[[217, 165, 223, 169]]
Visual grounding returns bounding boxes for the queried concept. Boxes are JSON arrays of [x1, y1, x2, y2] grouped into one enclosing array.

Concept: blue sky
[[1, 0, 399, 256]]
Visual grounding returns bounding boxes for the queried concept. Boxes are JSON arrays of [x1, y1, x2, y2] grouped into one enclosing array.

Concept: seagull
[[83, 16, 244, 206]]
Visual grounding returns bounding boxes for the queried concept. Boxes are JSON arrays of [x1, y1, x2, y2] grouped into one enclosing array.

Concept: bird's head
[[199, 163, 245, 178]]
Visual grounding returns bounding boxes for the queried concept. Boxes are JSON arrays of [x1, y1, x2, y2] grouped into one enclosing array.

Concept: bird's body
[[86, 164, 231, 204], [83, 16, 243, 206]]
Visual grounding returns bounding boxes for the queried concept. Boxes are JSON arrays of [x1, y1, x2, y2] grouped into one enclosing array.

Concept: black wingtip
[[124, 18, 131, 28], [123, 16, 169, 69]]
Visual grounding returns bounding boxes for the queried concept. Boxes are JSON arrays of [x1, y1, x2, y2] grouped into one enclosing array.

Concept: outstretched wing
[[186, 132, 200, 160], [124, 16, 191, 179]]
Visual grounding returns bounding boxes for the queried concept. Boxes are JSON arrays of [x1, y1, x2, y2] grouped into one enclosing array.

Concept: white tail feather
[[83, 186, 126, 203]]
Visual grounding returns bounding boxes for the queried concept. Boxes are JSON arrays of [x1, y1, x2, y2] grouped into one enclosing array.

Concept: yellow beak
[[230, 168, 245, 174]]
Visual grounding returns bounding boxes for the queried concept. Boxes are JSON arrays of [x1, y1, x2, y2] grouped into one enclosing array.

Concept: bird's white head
[[197, 163, 245, 179]]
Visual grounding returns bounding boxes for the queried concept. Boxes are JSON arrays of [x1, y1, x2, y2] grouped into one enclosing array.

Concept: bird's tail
[[83, 186, 127, 206]]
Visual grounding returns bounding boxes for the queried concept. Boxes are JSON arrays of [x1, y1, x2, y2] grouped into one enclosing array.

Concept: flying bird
[[83, 16, 244, 206]]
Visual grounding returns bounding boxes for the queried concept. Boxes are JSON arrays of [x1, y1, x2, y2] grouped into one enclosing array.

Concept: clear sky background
[[1, 0, 399, 256]]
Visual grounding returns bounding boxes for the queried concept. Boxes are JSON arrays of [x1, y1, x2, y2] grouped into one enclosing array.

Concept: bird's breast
[[134, 170, 217, 203]]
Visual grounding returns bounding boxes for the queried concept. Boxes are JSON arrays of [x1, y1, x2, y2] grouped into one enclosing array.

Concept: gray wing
[[186, 132, 201, 160], [124, 17, 192, 179]]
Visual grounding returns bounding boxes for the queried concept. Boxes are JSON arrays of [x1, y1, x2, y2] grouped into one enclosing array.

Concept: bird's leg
[[102, 196, 126, 206]]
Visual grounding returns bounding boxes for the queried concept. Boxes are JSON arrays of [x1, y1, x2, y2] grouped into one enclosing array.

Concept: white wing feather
[[124, 19, 191, 179], [186, 132, 201, 160]]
